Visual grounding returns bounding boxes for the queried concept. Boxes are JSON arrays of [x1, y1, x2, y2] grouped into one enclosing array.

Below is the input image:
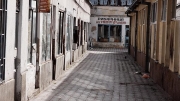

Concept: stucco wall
[[0, 80, 15, 101], [55, 55, 64, 80], [5, 0, 16, 82]]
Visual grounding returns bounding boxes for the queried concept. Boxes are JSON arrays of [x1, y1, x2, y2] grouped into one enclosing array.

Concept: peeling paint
[[91, 26, 97, 32]]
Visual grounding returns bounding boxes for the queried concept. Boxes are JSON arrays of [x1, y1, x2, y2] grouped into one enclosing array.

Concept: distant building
[[89, 5, 130, 48]]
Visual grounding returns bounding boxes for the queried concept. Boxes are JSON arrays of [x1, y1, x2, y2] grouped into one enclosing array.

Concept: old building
[[89, 0, 132, 48], [126, 0, 180, 100], [0, 0, 91, 101]]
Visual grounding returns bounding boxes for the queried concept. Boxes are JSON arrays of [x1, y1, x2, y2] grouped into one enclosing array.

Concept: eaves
[[125, 0, 141, 14]]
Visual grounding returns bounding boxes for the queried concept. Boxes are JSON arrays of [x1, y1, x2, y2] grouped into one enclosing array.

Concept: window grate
[[0, 0, 7, 81]]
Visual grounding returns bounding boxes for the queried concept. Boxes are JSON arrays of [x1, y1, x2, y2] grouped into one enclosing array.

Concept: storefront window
[[98, 25, 122, 42], [42, 13, 51, 61]]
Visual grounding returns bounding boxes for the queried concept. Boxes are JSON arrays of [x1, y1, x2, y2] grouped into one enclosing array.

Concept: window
[[153, 25, 157, 58], [57, 11, 64, 54], [98, 25, 109, 42], [66, 15, 71, 51], [80, 21, 83, 45], [172, 0, 177, 19], [84, 22, 87, 42], [142, 9, 146, 24], [73, 17, 77, 43], [0, 0, 7, 81], [151, 2, 157, 22], [42, 13, 51, 61], [98, 25, 122, 42], [28, 0, 37, 63], [161, 0, 167, 21], [15, 0, 20, 48]]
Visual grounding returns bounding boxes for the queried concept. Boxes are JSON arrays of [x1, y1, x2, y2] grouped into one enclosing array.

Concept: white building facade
[[0, 0, 91, 101], [89, 6, 130, 48]]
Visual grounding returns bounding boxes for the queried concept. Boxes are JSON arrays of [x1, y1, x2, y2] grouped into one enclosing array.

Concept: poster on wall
[[96, 17, 126, 25], [39, 0, 51, 13]]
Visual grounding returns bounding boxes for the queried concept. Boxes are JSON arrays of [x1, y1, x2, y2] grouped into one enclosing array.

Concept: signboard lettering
[[96, 17, 126, 25], [39, 0, 50, 13]]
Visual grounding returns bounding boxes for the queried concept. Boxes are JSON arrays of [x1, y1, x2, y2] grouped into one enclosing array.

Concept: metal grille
[[0, 0, 7, 81]]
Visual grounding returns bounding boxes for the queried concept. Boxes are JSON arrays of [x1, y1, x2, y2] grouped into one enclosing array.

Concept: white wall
[[5, 0, 16, 82]]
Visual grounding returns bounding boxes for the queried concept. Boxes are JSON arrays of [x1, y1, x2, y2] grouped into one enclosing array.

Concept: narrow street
[[30, 48, 171, 101]]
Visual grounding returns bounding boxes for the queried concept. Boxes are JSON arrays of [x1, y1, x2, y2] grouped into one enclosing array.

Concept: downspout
[[141, 1, 151, 73], [127, 13, 132, 54]]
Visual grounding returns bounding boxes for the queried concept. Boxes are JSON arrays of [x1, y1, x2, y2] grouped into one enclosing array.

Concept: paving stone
[[30, 48, 172, 101]]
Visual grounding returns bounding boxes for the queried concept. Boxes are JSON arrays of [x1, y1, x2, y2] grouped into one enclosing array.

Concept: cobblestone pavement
[[31, 48, 172, 101]]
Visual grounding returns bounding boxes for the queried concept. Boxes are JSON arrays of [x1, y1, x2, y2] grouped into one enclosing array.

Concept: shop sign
[[39, 0, 50, 13], [96, 17, 126, 25]]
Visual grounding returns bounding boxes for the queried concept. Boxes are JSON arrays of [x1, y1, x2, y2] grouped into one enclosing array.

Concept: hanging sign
[[39, 0, 50, 13]]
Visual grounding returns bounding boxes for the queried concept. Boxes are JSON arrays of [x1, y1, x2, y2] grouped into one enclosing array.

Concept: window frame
[[161, 0, 167, 21], [172, 0, 177, 19], [57, 11, 64, 54], [66, 15, 71, 51], [28, 0, 37, 63], [41, 12, 52, 62], [151, 2, 158, 23]]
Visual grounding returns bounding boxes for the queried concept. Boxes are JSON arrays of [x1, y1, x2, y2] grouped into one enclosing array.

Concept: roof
[[125, 0, 141, 14], [85, 0, 93, 8]]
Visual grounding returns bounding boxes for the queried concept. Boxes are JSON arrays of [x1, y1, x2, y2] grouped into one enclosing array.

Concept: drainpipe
[[127, 13, 132, 54], [141, 1, 151, 73]]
